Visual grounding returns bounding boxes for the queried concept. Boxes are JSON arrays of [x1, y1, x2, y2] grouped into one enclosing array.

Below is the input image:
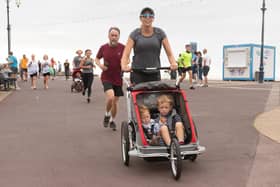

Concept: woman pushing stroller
[[120, 7, 205, 180], [120, 6, 184, 145], [72, 49, 83, 80], [71, 50, 84, 93], [121, 7, 177, 84]]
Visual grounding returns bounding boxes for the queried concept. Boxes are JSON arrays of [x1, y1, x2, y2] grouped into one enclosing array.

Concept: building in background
[[223, 44, 276, 81]]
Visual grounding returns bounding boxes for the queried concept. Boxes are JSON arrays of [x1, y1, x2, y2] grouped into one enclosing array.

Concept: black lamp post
[[6, 0, 11, 54], [258, 0, 266, 83], [6, 0, 21, 55]]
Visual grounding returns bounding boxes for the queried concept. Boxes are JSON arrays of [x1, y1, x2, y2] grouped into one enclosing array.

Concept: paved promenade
[[0, 78, 279, 187]]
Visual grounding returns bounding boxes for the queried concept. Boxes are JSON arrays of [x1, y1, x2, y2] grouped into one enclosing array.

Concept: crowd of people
[[0, 7, 211, 135], [0, 52, 60, 90], [176, 46, 211, 89]]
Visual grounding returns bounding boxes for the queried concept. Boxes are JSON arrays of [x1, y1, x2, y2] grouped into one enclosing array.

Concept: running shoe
[[87, 97, 90, 103], [189, 86, 195, 90], [103, 115, 110, 128], [109, 121, 117, 131]]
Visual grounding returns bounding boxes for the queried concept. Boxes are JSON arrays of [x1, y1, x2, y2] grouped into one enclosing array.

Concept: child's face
[[141, 111, 151, 124], [158, 102, 172, 116]]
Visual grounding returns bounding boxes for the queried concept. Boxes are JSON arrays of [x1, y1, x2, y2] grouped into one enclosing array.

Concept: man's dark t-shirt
[[96, 43, 125, 86]]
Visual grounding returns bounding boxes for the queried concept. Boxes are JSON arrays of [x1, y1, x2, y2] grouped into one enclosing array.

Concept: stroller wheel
[[170, 138, 182, 180], [121, 121, 130, 166], [76, 83, 83, 92], [71, 83, 75, 92]]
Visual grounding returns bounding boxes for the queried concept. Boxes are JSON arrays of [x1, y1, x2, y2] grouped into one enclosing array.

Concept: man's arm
[[95, 58, 108, 71]]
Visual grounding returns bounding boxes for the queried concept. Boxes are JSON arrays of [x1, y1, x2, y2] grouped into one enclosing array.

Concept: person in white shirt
[[41, 54, 51, 89], [202, 48, 211, 87], [27, 54, 39, 89]]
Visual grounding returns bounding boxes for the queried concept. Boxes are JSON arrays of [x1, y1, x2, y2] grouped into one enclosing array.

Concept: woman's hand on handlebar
[[121, 65, 131, 72]]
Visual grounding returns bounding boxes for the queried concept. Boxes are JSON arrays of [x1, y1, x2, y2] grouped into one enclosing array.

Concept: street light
[[6, 0, 21, 55], [258, 0, 266, 83]]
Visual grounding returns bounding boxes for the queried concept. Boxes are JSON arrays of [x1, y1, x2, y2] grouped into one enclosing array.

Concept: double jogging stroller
[[121, 68, 205, 180]]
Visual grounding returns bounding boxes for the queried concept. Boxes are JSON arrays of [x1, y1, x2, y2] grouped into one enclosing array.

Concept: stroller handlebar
[[122, 67, 175, 88], [131, 67, 170, 71]]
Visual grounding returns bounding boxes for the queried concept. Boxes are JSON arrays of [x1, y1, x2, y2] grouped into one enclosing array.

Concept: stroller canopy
[[132, 81, 177, 91]]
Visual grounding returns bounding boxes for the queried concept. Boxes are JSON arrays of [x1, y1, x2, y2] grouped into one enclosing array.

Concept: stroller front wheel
[[170, 138, 182, 180], [121, 121, 130, 166], [76, 83, 83, 92]]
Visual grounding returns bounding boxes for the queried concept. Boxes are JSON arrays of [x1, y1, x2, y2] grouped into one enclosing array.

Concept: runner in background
[[50, 58, 56, 80], [72, 50, 83, 80], [176, 44, 195, 89], [20, 54, 28, 81], [80, 49, 95, 103], [202, 48, 211, 87], [27, 54, 39, 90], [41, 54, 51, 89], [195, 51, 204, 86], [64, 59, 70, 80]]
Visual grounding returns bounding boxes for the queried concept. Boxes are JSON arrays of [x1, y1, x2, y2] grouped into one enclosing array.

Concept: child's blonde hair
[[138, 105, 150, 118], [157, 95, 174, 107]]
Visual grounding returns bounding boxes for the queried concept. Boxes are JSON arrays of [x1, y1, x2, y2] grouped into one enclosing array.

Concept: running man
[[176, 44, 195, 89], [95, 27, 125, 131]]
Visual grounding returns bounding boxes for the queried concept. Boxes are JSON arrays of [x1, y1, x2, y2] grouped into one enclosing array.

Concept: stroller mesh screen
[[136, 91, 193, 144], [136, 92, 190, 127]]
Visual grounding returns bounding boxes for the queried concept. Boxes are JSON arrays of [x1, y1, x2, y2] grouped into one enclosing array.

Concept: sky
[[0, 0, 279, 80]]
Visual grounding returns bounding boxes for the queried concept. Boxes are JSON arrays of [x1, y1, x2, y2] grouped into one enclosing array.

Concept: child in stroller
[[139, 94, 185, 146], [139, 105, 160, 145], [71, 69, 83, 92], [155, 94, 185, 146]]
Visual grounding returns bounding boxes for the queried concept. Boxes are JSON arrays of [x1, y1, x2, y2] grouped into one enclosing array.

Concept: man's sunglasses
[[140, 13, 154, 18]]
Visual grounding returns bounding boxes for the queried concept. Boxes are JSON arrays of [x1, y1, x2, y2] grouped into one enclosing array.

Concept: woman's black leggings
[[82, 73, 94, 97]]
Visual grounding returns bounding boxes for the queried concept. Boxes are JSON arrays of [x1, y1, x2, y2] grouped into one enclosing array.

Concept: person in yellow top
[[20, 54, 28, 81], [176, 44, 195, 89]]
